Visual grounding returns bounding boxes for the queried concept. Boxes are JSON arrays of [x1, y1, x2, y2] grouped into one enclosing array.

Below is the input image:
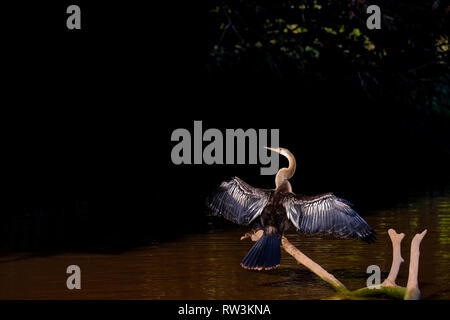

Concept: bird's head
[[264, 146, 289, 157]]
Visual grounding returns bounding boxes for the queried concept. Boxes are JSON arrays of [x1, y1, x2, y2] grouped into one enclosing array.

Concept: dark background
[[1, 1, 448, 252]]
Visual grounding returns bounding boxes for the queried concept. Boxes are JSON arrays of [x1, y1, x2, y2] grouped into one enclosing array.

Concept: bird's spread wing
[[207, 177, 272, 226], [284, 193, 376, 242]]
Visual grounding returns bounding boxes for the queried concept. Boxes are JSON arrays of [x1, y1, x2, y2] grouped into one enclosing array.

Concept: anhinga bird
[[207, 147, 375, 271]]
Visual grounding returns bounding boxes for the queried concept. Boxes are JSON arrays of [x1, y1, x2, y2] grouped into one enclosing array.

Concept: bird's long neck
[[275, 150, 296, 191]]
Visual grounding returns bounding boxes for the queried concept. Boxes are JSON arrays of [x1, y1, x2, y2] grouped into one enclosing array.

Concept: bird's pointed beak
[[264, 146, 281, 154]]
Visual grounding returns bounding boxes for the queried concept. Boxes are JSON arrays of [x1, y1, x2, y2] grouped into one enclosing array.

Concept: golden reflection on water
[[0, 192, 449, 299]]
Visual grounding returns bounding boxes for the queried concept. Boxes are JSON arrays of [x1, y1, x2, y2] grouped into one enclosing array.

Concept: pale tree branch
[[381, 229, 405, 287], [405, 229, 427, 300], [281, 236, 347, 291]]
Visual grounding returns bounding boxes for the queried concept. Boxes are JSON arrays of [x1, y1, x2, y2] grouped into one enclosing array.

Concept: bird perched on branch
[[207, 147, 375, 271]]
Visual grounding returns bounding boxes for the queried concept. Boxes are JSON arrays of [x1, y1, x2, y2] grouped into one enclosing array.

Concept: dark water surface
[[1, 190, 449, 299]]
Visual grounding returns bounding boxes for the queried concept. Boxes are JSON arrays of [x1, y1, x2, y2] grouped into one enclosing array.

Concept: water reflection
[[0, 191, 449, 299]]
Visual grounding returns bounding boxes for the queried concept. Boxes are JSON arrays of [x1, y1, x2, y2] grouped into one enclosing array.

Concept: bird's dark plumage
[[208, 177, 272, 226], [207, 147, 376, 271], [284, 193, 376, 243], [241, 232, 281, 270]]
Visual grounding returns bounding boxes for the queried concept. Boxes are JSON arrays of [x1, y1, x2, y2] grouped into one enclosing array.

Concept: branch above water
[[241, 228, 427, 300]]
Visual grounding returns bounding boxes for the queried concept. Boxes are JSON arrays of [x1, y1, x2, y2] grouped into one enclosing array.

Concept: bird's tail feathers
[[241, 232, 281, 270]]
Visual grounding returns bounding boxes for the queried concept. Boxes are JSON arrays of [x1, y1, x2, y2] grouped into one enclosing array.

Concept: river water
[[1, 190, 449, 299]]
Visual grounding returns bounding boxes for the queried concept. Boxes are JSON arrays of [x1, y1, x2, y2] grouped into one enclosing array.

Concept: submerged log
[[241, 228, 427, 300]]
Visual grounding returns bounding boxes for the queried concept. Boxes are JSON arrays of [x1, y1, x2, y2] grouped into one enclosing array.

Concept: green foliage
[[207, 0, 449, 117]]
